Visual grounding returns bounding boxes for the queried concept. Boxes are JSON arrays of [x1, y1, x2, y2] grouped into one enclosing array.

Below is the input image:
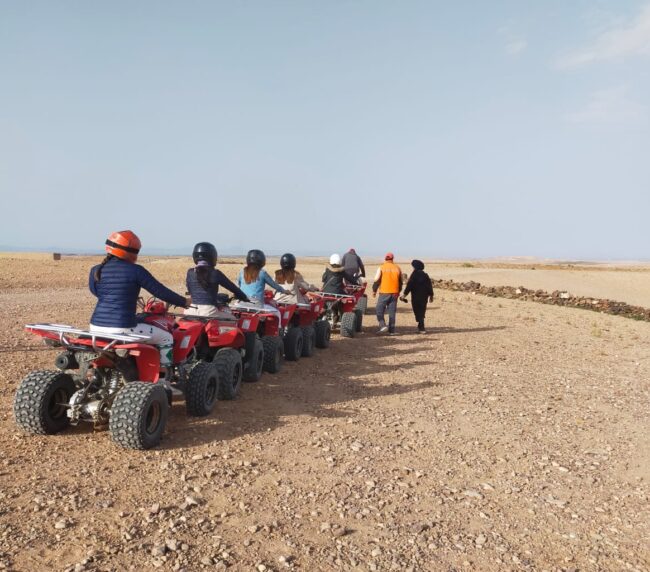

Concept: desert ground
[[0, 254, 648, 572]]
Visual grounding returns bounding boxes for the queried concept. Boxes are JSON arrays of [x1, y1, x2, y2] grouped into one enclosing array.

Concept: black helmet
[[193, 242, 218, 266], [246, 249, 266, 267], [280, 253, 296, 270]]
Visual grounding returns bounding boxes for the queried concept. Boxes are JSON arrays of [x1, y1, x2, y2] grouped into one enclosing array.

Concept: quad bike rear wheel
[[215, 349, 243, 400], [314, 320, 331, 348], [186, 361, 220, 415], [301, 326, 316, 357], [243, 336, 264, 382], [14, 370, 76, 435], [340, 311, 357, 338], [354, 309, 364, 332], [109, 382, 168, 450], [283, 327, 303, 361], [356, 294, 370, 315], [262, 336, 283, 373]]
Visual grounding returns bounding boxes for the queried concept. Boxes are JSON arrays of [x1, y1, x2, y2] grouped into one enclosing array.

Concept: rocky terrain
[[0, 255, 648, 571]]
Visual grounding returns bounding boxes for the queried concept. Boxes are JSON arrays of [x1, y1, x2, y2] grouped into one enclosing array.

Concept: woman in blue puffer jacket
[[89, 230, 189, 367]]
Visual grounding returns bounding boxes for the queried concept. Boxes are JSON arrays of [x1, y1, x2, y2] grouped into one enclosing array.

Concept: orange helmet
[[105, 230, 141, 263]]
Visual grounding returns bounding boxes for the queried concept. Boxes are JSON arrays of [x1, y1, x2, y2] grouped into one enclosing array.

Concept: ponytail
[[94, 255, 113, 282], [195, 265, 211, 290]]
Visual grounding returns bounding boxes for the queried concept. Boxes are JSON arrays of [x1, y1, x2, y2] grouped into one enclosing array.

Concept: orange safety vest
[[378, 261, 402, 294]]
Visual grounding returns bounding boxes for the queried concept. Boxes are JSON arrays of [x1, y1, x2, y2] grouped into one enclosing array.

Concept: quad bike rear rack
[[26, 323, 151, 352]]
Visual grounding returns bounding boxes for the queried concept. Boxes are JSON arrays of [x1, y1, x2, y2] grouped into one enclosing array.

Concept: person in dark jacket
[[401, 259, 434, 333], [341, 248, 365, 280], [89, 230, 188, 367], [185, 242, 249, 317], [322, 253, 358, 293]]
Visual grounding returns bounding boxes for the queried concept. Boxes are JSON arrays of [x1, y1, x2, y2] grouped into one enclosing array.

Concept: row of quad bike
[[14, 285, 369, 450]]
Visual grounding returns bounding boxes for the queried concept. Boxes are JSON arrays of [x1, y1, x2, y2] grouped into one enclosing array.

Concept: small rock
[[54, 520, 68, 530], [151, 545, 166, 557]]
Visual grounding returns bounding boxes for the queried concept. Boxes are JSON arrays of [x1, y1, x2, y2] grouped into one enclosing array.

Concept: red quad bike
[[311, 282, 368, 339], [13, 299, 253, 450], [273, 293, 327, 361], [229, 297, 284, 374]]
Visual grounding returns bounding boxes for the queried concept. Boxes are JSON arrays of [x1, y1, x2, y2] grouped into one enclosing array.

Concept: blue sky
[[1, 1, 648, 259]]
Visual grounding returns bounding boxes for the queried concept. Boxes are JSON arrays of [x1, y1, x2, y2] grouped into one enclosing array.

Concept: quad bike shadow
[[160, 333, 441, 450]]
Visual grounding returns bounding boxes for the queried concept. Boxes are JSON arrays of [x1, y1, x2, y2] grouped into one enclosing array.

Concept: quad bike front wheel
[[340, 311, 357, 338], [109, 382, 168, 450], [186, 361, 220, 415], [283, 327, 303, 361], [14, 370, 76, 435], [314, 320, 331, 348], [301, 326, 316, 357], [215, 349, 243, 400], [243, 336, 264, 382], [262, 336, 283, 374]]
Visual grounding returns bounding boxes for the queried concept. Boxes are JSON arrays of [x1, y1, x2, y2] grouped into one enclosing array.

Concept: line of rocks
[[432, 279, 650, 322]]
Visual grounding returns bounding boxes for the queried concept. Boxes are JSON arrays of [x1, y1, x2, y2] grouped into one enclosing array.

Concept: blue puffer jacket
[[89, 257, 186, 327]]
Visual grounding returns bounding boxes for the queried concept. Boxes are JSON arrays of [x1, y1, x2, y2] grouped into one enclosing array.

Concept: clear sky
[[1, 1, 648, 259]]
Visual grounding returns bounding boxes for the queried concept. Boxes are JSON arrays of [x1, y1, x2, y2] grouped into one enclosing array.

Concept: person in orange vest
[[372, 252, 403, 334]]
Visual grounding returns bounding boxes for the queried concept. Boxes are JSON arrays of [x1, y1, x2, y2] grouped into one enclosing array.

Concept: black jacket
[[322, 265, 356, 294], [403, 269, 433, 300]]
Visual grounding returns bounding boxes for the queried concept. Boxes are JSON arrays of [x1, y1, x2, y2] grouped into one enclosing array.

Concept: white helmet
[[329, 253, 341, 265]]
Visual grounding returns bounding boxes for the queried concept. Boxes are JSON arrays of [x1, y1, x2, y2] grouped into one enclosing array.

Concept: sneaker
[[378, 326, 388, 333], [418, 329, 427, 334], [388, 332, 396, 336]]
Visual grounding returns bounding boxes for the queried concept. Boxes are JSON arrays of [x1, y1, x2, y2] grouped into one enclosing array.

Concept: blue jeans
[[376, 293, 398, 332]]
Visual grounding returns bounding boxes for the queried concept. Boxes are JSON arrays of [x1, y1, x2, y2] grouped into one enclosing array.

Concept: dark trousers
[[376, 293, 398, 332], [411, 296, 428, 330]]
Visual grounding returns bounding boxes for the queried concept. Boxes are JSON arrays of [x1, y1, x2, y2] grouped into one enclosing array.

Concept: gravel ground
[[0, 256, 648, 571]]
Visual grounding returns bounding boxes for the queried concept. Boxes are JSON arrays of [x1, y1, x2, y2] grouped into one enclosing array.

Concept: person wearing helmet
[[235, 249, 291, 323], [322, 253, 357, 294], [273, 253, 318, 304], [89, 230, 189, 368], [185, 242, 250, 317], [372, 252, 403, 334]]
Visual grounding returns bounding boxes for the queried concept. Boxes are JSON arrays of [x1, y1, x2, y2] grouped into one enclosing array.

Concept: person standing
[[401, 259, 434, 333], [372, 252, 402, 334], [342, 248, 365, 281]]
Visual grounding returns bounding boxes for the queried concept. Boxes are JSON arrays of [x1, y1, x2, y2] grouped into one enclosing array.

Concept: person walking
[[401, 259, 434, 333], [372, 252, 402, 334], [341, 248, 365, 281]]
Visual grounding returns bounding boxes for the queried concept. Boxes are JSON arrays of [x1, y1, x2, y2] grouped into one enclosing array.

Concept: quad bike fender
[[262, 315, 280, 337], [172, 321, 205, 363], [115, 344, 161, 382], [206, 322, 245, 349], [277, 304, 297, 328], [237, 314, 261, 333]]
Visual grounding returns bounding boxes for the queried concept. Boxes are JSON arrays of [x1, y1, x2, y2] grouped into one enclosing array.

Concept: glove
[[400, 296, 408, 303]]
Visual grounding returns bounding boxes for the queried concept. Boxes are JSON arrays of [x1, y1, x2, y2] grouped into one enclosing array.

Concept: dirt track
[[0, 256, 648, 571]]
